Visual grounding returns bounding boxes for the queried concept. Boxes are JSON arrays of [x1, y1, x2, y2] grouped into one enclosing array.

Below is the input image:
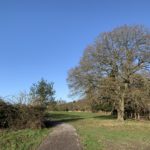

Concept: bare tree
[[67, 25, 150, 121]]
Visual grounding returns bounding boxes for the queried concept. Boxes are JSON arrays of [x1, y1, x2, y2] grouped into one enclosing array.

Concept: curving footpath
[[37, 123, 82, 150]]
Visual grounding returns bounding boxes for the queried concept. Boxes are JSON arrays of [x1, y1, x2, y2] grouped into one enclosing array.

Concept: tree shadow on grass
[[44, 113, 84, 128], [93, 115, 117, 120], [43, 112, 117, 128]]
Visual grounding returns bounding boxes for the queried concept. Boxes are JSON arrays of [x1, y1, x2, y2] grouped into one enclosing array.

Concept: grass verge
[[0, 128, 50, 150]]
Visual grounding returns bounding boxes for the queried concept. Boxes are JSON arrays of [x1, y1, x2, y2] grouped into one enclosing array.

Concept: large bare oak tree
[[67, 25, 150, 121]]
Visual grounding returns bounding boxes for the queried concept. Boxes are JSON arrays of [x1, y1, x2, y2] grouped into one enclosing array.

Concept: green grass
[[1, 111, 150, 150], [0, 128, 50, 150], [49, 111, 150, 150]]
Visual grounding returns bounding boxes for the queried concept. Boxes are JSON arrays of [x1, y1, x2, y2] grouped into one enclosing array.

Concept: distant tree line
[[67, 25, 150, 121], [53, 99, 91, 112]]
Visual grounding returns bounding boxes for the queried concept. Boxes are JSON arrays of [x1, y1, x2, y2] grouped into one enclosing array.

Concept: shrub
[[0, 100, 45, 129]]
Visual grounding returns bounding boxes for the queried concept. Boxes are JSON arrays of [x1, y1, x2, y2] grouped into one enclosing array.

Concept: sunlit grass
[[0, 128, 50, 150], [50, 111, 150, 150], [1, 111, 150, 150]]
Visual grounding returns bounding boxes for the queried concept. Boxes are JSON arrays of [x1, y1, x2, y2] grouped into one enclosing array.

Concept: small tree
[[30, 78, 55, 106]]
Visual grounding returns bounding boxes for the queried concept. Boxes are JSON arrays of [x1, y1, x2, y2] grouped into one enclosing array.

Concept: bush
[[0, 100, 45, 129], [14, 105, 45, 129]]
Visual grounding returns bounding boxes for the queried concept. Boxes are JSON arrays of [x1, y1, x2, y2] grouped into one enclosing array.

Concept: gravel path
[[37, 123, 82, 150]]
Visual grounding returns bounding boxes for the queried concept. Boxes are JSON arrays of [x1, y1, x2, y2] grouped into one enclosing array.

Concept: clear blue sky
[[0, 0, 150, 101]]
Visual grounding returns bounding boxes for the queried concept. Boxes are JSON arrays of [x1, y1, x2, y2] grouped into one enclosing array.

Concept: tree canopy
[[67, 25, 150, 121], [30, 78, 55, 106]]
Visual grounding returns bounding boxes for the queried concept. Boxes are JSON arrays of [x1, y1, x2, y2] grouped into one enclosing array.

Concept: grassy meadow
[[49, 111, 150, 150], [0, 111, 150, 150]]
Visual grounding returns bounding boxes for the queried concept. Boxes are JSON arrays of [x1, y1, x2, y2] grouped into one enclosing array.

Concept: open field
[[49, 111, 150, 150], [0, 111, 150, 150]]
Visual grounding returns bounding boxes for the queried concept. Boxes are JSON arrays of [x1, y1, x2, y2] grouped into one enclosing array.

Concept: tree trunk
[[130, 113, 133, 118], [117, 98, 124, 121], [117, 83, 128, 121], [134, 113, 137, 120], [137, 113, 140, 120]]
